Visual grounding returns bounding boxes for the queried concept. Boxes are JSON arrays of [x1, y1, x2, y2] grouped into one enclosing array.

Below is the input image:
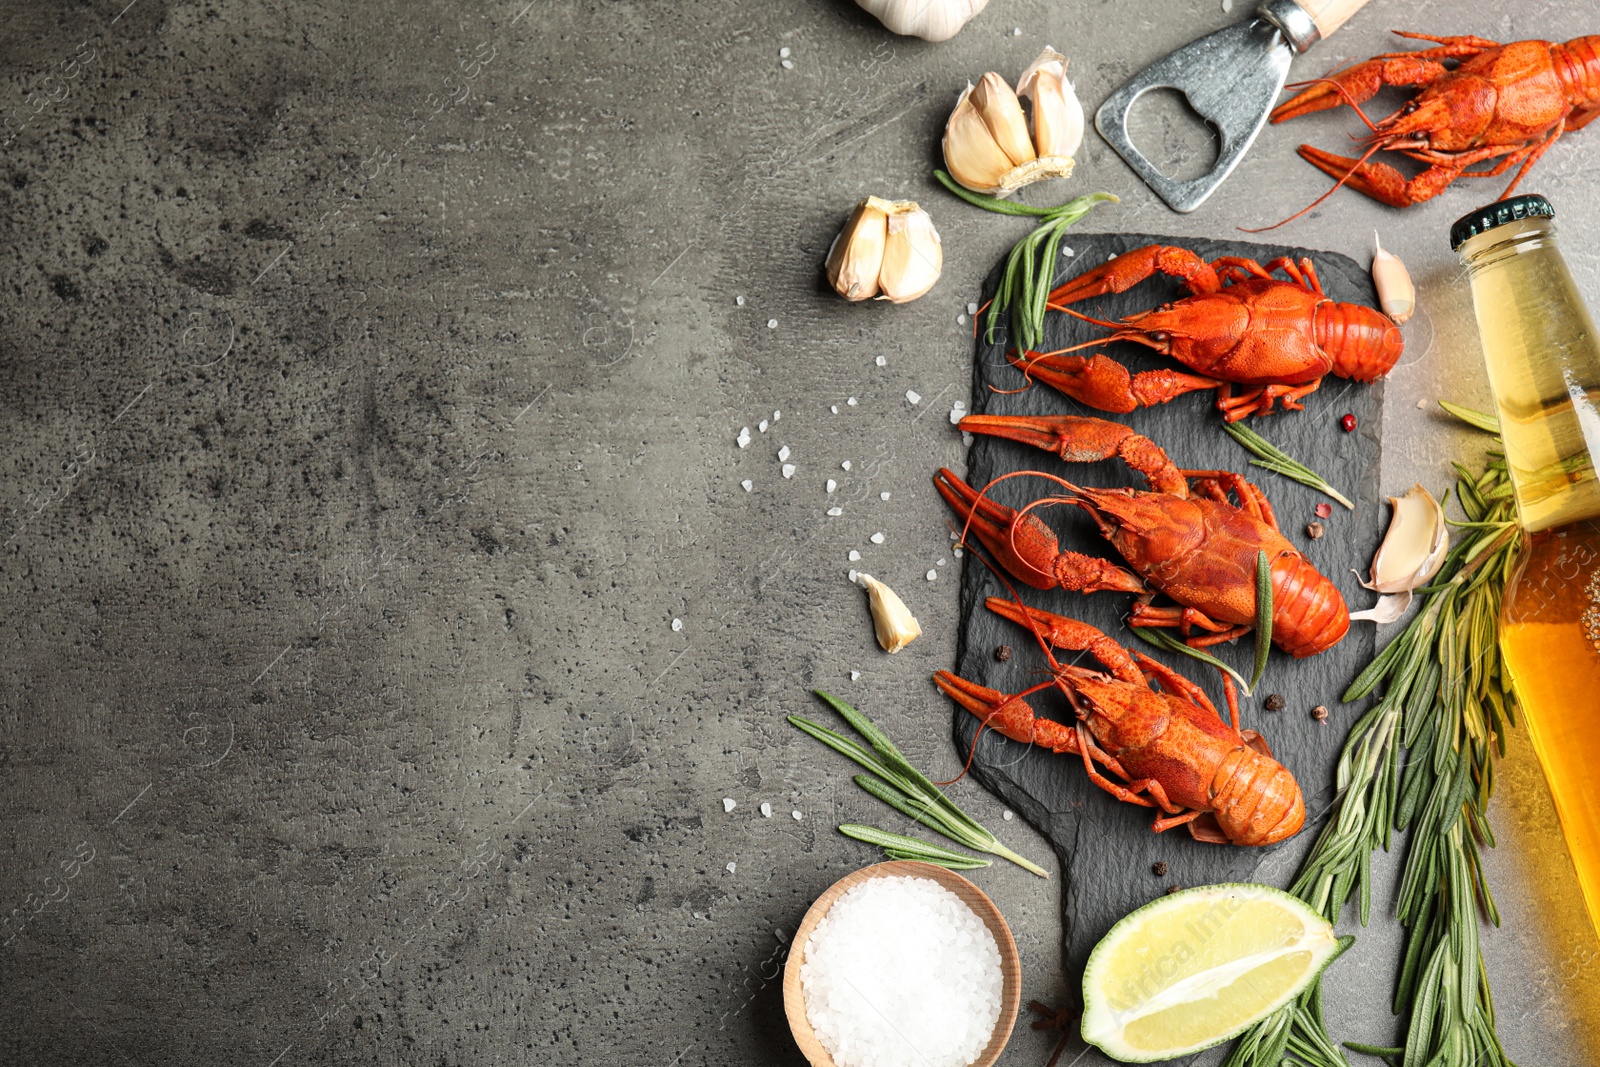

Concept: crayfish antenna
[[1241, 139, 1388, 233]]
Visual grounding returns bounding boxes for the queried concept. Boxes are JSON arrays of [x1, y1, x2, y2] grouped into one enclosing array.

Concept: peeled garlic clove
[[970, 72, 1036, 167], [1017, 47, 1083, 160], [876, 203, 942, 303], [854, 0, 989, 42], [1361, 484, 1449, 595], [826, 197, 890, 302], [1372, 232, 1415, 324], [943, 82, 1019, 194], [856, 572, 923, 653]]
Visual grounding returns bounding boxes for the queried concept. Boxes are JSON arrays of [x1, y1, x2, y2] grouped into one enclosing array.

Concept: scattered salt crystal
[[1222, 0, 1233, 10], [957, 314, 967, 326], [841, 460, 853, 471], [831, 405, 839, 414], [949, 408, 965, 426], [735, 295, 745, 306], [779, 46, 792, 58], [727, 861, 738, 874], [967, 302, 979, 315], [672, 618, 684, 632], [767, 318, 778, 329], [1013, 26, 1022, 35], [953, 547, 964, 558], [828, 507, 843, 516], [936, 558, 946, 567], [1003, 810, 1014, 821], [848, 569, 859, 583], [961, 431, 975, 446], [760, 802, 773, 818], [849, 550, 861, 561], [741, 479, 753, 492], [773, 410, 781, 422], [926, 570, 937, 581], [759, 419, 770, 433], [800, 874, 1003, 1067], [850, 670, 861, 681], [847, 397, 858, 407], [949, 530, 960, 541], [906, 390, 921, 405], [1062, 246, 1075, 257], [870, 532, 886, 545], [792, 809, 804, 821], [880, 491, 891, 502], [778, 445, 791, 461], [782, 464, 796, 479], [737, 427, 751, 448], [723, 797, 736, 813], [875, 355, 887, 367], [826, 479, 838, 493], [1417, 398, 1428, 409], [781, 58, 794, 69]]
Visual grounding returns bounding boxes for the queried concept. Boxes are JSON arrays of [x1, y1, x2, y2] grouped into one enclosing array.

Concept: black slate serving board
[[951, 234, 1386, 1045]]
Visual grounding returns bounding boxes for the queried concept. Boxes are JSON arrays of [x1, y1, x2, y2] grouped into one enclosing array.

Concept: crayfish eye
[[1152, 332, 1169, 343], [1403, 101, 1418, 115]]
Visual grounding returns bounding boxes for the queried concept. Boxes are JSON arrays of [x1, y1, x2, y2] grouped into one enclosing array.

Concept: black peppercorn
[[995, 644, 1013, 662], [1264, 693, 1286, 711], [1152, 861, 1168, 877]]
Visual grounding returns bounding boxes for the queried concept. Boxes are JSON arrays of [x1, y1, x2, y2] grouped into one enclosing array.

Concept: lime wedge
[[1081, 883, 1338, 1062]]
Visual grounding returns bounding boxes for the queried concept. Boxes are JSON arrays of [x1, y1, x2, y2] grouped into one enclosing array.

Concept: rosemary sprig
[[1224, 401, 1523, 1067], [933, 169, 1117, 353], [1223, 422, 1355, 510], [790, 690, 1050, 877], [838, 824, 993, 871]]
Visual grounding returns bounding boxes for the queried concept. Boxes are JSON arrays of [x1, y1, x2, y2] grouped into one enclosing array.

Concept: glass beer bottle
[[1453, 194, 1600, 937]]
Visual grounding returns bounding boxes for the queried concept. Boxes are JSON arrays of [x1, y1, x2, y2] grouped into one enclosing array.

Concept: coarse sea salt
[[801, 875, 1002, 1067]]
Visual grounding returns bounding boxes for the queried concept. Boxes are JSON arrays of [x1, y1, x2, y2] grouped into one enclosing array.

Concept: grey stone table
[[2, 1, 1598, 1063]]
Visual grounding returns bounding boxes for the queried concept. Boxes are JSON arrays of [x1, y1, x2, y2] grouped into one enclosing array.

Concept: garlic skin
[[1372, 233, 1415, 324], [825, 197, 941, 305], [856, 572, 923, 653], [943, 49, 1081, 197], [1349, 485, 1449, 624], [854, 0, 989, 42]]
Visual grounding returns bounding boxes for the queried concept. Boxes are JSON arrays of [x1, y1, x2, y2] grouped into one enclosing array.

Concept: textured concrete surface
[[2, 1, 1599, 1064]]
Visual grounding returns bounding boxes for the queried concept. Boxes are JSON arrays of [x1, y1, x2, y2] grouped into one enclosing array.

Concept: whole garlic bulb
[[854, 0, 989, 42], [944, 47, 1083, 197], [825, 196, 943, 304]]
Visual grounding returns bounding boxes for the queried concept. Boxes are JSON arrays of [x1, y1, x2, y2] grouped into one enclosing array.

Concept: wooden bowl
[[782, 861, 1022, 1067]]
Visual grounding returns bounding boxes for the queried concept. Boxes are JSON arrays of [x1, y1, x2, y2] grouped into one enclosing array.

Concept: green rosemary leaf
[[1222, 422, 1355, 509], [881, 848, 993, 870], [1251, 550, 1273, 693], [838, 823, 992, 869], [932, 169, 1058, 216], [1438, 399, 1501, 434], [852, 773, 982, 850], [1131, 627, 1253, 695]]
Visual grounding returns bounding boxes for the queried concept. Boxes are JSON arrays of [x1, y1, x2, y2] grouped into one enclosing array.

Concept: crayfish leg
[[1129, 602, 1232, 636], [1152, 809, 1206, 834]]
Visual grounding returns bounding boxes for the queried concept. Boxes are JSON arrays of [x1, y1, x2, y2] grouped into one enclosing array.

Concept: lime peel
[[1080, 883, 1339, 1063]]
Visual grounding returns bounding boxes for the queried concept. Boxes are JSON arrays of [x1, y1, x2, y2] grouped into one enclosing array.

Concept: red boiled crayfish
[[937, 413, 1349, 657], [1272, 33, 1600, 209], [935, 597, 1305, 846], [1007, 245, 1401, 422]]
